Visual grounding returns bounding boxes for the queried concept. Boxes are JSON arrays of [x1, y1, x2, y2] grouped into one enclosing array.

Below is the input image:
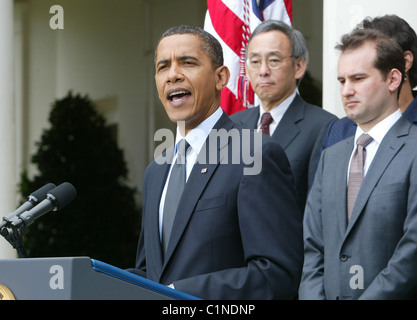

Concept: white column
[[323, 0, 417, 117], [0, 0, 17, 259]]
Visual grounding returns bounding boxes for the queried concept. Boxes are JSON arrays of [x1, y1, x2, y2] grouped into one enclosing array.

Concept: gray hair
[[248, 20, 309, 65]]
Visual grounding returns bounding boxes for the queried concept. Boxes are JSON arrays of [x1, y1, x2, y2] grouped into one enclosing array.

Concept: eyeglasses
[[246, 56, 293, 70]]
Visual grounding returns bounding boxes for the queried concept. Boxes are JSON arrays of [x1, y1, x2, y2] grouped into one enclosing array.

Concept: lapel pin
[[201, 168, 208, 174]]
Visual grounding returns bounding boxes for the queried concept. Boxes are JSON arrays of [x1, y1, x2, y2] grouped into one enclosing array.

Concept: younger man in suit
[[131, 25, 303, 300], [299, 28, 417, 299], [231, 20, 337, 210], [321, 15, 417, 151]]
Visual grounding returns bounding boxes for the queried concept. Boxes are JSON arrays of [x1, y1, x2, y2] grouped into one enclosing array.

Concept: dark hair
[[360, 15, 417, 88], [155, 25, 223, 69], [336, 28, 405, 94], [248, 20, 309, 65]]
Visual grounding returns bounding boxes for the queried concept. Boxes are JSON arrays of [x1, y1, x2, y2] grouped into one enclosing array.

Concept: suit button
[[340, 254, 348, 262]]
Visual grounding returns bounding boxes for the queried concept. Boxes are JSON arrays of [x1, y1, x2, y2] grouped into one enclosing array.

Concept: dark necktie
[[261, 112, 273, 136], [347, 133, 373, 221], [162, 139, 190, 254]]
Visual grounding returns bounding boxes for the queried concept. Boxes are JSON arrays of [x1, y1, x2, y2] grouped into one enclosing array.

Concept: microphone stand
[[0, 222, 29, 258], [0, 182, 76, 259]]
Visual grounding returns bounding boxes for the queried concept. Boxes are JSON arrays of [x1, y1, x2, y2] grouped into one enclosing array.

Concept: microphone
[[12, 182, 77, 229], [0, 183, 56, 229]]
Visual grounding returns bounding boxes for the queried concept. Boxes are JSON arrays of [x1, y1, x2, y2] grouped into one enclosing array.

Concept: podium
[[0, 257, 200, 300]]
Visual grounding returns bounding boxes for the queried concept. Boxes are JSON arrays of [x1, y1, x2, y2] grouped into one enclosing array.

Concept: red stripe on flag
[[220, 87, 247, 115], [284, 0, 293, 22], [207, 0, 243, 57]]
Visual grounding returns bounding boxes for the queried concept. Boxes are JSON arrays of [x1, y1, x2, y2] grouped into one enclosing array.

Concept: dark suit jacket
[[230, 94, 337, 210], [133, 112, 304, 299], [300, 116, 417, 299]]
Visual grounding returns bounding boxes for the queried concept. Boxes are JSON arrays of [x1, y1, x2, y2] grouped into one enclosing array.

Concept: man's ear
[[388, 68, 404, 94], [295, 58, 307, 81], [215, 65, 230, 91], [404, 50, 414, 74]]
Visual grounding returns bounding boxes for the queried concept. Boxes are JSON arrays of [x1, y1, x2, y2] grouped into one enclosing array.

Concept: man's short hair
[[336, 28, 405, 91], [360, 15, 417, 88], [155, 25, 224, 69], [248, 20, 309, 65]]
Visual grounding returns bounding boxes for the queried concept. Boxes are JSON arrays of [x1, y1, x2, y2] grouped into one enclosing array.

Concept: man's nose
[[341, 81, 354, 97], [167, 63, 184, 82], [258, 61, 272, 76]]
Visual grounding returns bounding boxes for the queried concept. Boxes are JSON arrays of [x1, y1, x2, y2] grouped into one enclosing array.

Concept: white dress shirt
[[257, 90, 296, 135], [347, 109, 402, 182], [158, 107, 223, 239]]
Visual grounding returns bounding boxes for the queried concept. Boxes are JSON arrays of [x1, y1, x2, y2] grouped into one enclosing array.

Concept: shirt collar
[[354, 109, 402, 145], [258, 90, 296, 123], [175, 107, 223, 155]]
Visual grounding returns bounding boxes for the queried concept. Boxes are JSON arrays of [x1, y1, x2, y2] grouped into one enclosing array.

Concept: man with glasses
[[231, 20, 337, 210]]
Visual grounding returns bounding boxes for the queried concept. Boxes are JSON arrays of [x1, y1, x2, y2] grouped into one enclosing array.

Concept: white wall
[[323, 0, 417, 117], [0, 0, 17, 259]]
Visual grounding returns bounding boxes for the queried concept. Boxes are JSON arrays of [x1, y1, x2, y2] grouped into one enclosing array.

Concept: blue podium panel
[[91, 259, 200, 300], [0, 257, 199, 300]]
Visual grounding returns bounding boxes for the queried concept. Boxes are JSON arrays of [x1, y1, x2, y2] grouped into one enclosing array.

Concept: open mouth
[[168, 90, 191, 102]]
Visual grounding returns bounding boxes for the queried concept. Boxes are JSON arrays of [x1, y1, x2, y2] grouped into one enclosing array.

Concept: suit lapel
[[272, 95, 304, 149], [236, 106, 259, 129], [148, 150, 174, 276], [161, 112, 234, 271], [336, 138, 353, 237], [345, 117, 410, 237]]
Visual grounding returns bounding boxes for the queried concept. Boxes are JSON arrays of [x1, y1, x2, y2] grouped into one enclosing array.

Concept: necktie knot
[[176, 139, 190, 164], [261, 112, 273, 126], [261, 112, 273, 135], [357, 134, 373, 148]]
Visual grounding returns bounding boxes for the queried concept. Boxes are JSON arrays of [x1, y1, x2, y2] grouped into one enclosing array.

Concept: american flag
[[204, 0, 292, 115]]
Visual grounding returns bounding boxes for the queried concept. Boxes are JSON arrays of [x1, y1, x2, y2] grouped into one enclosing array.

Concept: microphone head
[[47, 182, 77, 210], [29, 183, 57, 203]]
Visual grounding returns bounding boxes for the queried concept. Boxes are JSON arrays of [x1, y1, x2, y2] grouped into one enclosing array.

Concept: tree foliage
[[19, 92, 141, 268]]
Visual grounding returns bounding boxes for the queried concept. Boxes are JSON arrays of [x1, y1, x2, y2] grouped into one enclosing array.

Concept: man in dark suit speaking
[[131, 25, 303, 300]]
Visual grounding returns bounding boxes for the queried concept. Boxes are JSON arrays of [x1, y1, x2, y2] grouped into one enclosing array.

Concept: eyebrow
[[337, 73, 368, 81], [248, 51, 283, 58], [156, 55, 199, 67], [178, 55, 199, 62]]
